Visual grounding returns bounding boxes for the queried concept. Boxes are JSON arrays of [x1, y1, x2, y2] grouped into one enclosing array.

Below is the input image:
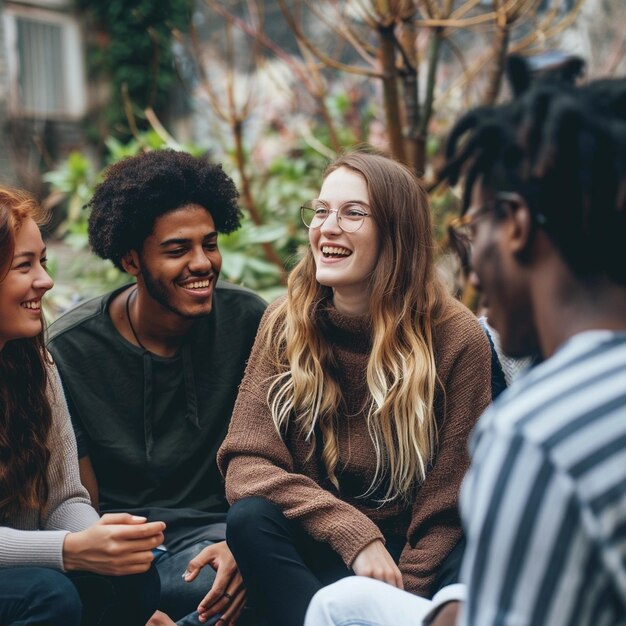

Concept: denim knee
[[305, 577, 393, 626], [226, 496, 282, 547], [21, 568, 82, 626], [314, 577, 372, 607]]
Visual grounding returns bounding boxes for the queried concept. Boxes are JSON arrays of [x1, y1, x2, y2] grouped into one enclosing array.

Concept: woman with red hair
[[0, 185, 163, 626]]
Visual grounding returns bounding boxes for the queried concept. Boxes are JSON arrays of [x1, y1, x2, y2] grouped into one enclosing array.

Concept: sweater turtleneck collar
[[319, 301, 372, 353]]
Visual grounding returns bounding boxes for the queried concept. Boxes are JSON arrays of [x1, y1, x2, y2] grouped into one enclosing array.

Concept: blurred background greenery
[[2, 0, 624, 317]]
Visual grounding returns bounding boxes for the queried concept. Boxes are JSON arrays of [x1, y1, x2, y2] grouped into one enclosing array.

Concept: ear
[[504, 195, 534, 259], [120, 250, 141, 277]]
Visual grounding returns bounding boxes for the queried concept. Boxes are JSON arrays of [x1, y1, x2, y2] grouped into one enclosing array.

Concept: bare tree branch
[[378, 23, 407, 161], [277, 0, 383, 77], [482, 0, 510, 104], [302, 0, 378, 68]]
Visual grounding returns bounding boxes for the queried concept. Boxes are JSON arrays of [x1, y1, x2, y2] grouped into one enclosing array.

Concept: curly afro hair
[[88, 150, 242, 270]]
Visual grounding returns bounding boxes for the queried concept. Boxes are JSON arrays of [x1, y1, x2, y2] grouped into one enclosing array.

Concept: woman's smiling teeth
[[322, 245, 351, 258], [21, 300, 41, 310]]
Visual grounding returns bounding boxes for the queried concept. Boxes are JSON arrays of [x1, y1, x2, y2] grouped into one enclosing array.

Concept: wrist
[[62, 531, 82, 571], [348, 535, 385, 568]]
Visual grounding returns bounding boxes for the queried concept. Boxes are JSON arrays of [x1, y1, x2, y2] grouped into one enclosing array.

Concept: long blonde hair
[[261, 151, 448, 502]]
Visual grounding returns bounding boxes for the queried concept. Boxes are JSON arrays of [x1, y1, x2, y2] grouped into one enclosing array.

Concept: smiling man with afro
[[88, 149, 242, 269], [48, 149, 267, 626]]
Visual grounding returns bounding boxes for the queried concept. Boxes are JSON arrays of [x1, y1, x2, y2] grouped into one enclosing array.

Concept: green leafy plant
[[43, 151, 97, 239], [43, 131, 330, 317], [78, 0, 193, 138]]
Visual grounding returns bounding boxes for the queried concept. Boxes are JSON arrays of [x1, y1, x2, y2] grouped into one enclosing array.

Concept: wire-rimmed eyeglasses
[[447, 191, 548, 273], [301, 200, 372, 233], [448, 208, 492, 251], [447, 192, 516, 271]]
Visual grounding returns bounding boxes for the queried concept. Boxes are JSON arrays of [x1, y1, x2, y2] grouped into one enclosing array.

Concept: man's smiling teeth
[[183, 280, 211, 289], [322, 246, 351, 257], [21, 301, 41, 310]]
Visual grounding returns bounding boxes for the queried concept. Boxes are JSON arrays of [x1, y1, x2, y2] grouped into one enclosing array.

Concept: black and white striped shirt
[[458, 330, 626, 626]]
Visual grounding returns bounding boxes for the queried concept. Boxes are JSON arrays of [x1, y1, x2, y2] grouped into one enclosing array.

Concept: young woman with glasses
[[217, 151, 492, 626], [0, 186, 163, 626]]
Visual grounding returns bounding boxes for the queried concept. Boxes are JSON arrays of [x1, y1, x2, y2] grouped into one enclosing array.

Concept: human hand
[[145, 610, 177, 626], [425, 600, 460, 626], [63, 512, 165, 575], [352, 539, 404, 589], [182, 541, 246, 624]]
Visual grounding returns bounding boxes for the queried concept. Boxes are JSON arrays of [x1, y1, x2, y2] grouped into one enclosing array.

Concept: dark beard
[[140, 264, 214, 321]]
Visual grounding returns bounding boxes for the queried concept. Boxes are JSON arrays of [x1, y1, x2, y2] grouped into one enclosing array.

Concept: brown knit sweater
[[218, 295, 492, 596]]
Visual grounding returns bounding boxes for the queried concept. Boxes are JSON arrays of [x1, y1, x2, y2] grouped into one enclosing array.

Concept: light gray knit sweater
[[0, 361, 99, 570]]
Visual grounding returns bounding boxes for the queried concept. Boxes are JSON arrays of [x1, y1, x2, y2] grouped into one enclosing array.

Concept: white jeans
[[304, 576, 434, 626]]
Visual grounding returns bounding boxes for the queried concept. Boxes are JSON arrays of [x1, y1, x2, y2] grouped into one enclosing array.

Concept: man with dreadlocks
[[303, 70, 626, 626]]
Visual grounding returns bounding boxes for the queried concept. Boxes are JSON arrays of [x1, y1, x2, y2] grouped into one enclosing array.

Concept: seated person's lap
[[0, 566, 159, 626], [155, 539, 218, 621]]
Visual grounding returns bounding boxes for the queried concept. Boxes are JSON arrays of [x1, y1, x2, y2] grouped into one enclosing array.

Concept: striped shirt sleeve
[[458, 332, 626, 626], [459, 430, 584, 626]]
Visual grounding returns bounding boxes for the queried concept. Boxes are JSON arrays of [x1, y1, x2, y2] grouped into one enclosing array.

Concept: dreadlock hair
[[438, 70, 626, 286], [87, 150, 242, 270], [0, 186, 52, 518], [505, 52, 585, 97], [258, 150, 449, 503]]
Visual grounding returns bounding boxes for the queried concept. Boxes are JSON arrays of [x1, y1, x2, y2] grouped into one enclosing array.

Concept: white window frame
[[11, 0, 74, 9], [3, 2, 87, 119]]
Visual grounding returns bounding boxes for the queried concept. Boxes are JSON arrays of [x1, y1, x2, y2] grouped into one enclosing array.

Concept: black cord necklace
[[125, 287, 148, 351]]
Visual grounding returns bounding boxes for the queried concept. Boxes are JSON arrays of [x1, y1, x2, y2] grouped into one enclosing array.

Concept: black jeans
[[0, 565, 160, 626], [227, 497, 407, 626], [433, 535, 465, 592]]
